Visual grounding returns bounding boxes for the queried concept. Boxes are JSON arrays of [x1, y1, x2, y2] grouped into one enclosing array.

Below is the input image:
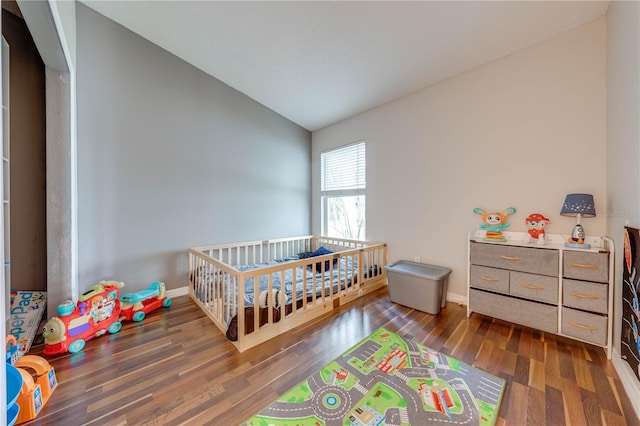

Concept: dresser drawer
[[470, 242, 558, 276], [563, 279, 608, 314], [563, 251, 609, 283], [469, 288, 558, 334], [469, 265, 509, 293], [561, 307, 607, 346], [510, 271, 558, 304]]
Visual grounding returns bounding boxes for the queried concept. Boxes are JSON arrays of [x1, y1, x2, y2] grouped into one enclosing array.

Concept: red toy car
[[42, 281, 125, 355], [42, 281, 172, 355]]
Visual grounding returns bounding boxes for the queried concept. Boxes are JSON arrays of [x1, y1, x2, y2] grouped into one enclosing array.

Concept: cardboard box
[[9, 291, 47, 359]]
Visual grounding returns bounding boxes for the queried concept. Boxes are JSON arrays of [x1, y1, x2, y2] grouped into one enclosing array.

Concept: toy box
[[384, 261, 451, 315]]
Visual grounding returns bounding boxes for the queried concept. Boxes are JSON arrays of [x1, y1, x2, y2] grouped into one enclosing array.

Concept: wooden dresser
[[467, 230, 614, 358]]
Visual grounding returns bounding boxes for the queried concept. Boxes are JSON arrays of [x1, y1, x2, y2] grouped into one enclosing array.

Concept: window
[[321, 141, 365, 240]]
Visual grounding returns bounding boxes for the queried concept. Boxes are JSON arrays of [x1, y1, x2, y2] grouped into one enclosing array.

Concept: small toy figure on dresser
[[473, 207, 517, 242], [524, 213, 550, 245]]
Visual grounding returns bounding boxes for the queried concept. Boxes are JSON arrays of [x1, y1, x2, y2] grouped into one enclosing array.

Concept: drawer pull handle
[[570, 291, 599, 300], [569, 321, 598, 331], [521, 283, 545, 291], [480, 276, 500, 282], [499, 255, 521, 261], [570, 263, 599, 269]]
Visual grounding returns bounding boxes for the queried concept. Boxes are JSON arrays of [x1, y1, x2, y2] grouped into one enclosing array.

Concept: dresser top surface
[[470, 230, 610, 253]]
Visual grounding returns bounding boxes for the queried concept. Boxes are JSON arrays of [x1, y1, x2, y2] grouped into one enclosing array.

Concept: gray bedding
[[233, 255, 356, 306]]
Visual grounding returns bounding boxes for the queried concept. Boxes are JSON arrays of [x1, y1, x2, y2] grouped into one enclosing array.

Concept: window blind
[[321, 141, 365, 192]]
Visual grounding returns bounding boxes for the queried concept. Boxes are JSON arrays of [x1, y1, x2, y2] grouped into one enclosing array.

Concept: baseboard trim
[[611, 347, 640, 420], [167, 286, 189, 299], [446, 292, 467, 306], [170, 286, 467, 307]]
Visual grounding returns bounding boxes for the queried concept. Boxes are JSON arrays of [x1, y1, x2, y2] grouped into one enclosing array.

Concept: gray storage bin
[[384, 260, 451, 314]]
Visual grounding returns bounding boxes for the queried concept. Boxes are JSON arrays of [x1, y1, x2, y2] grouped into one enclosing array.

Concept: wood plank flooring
[[23, 288, 639, 425]]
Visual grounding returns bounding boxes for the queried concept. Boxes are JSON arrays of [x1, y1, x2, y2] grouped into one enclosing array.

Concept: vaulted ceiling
[[80, 1, 609, 131]]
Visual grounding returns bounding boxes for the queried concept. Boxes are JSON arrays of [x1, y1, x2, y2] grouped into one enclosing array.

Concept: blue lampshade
[[560, 194, 596, 217], [561, 193, 595, 250]]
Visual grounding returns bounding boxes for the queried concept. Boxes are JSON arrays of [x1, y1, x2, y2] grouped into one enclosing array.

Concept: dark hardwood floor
[[23, 288, 639, 425]]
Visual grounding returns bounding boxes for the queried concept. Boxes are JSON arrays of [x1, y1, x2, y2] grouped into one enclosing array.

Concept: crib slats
[[254, 271, 261, 332], [291, 267, 297, 316], [188, 236, 387, 352]]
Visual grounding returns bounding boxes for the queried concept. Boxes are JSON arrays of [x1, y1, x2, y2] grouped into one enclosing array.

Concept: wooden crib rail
[[189, 249, 240, 332], [192, 235, 316, 265], [189, 236, 387, 352]]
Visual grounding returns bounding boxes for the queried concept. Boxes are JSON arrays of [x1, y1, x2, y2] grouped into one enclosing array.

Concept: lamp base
[[565, 242, 591, 250]]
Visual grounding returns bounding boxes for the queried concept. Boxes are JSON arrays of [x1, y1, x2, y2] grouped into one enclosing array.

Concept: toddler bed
[[188, 235, 387, 352]]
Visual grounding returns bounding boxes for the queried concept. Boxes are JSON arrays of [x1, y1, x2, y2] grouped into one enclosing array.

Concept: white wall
[[606, 0, 640, 417], [76, 5, 311, 293], [313, 19, 607, 300], [49, 0, 76, 68]]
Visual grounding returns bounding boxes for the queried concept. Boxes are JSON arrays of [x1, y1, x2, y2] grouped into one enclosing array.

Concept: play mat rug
[[243, 327, 505, 426]]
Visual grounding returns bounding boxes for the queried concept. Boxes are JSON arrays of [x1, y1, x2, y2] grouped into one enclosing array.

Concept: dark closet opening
[[2, 3, 47, 292]]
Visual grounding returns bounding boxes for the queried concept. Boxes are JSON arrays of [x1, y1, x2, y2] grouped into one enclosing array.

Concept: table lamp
[[560, 193, 596, 249]]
